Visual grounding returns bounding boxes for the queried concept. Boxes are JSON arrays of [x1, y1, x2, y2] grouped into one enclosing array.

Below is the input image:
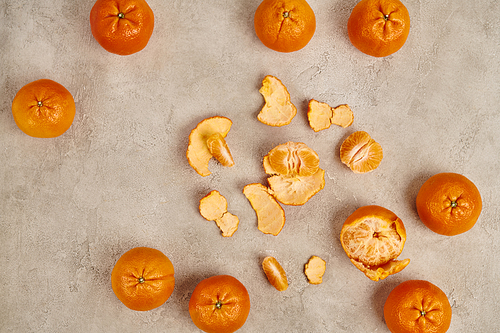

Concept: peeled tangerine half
[[258, 75, 297, 127], [340, 131, 383, 174], [340, 205, 410, 281], [199, 190, 239, 237], [263, 142, 325, 206], [307, 99, 354, 132], [243, 183, 285, 236], [187, 116, 234, 177]]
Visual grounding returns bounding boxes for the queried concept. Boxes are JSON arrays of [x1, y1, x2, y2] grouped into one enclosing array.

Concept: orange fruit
[[11, 79, 76, 138], [347, 0, 410, 57], [340, 131, 383, 174], [90, 0, 154, 55], [416, 172, 482, 236], [111, 247, 175, 311], [384, 280, 452, 333], [340, 205, 410, 281], [189, 275, 251, 333], [254, 0, 316, 53]]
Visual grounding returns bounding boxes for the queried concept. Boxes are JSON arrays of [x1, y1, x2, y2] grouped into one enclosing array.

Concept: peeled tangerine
[[243, 183, 285, 236], [340, 205, 410, 281], [307, 99, 354, 132], [262, 256, 288, 291], [187, 116, 235, 177], [340, 131, 383, 173], [304, 256, 326, 285], [263, 142, 325, 206], [257, 75, 297, 127], [199, 190, 239, 237]]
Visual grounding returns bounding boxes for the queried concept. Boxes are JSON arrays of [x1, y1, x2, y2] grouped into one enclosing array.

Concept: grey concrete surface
[[1, 0, 499, 332]]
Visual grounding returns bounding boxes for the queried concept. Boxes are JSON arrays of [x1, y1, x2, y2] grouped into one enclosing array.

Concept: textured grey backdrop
[[1, 0, 499, 332]]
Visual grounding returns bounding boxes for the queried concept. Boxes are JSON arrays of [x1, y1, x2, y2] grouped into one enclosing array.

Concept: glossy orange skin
[[189, 275, 251, 333], [416, 172, 482, 236], [254, 0, 316, 53], [90, 0, 154, 55], [347, 0, 410, 57], [111, 247, 175, 311], [12, 79, 75, 138], [384, 280, 452, 333]]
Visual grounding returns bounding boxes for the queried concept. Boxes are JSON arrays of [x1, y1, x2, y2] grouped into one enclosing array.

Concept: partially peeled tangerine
[[340, 205, 410, 281], [199, 190, 239, 237]]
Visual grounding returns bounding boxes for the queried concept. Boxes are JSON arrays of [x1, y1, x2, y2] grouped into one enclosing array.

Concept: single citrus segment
[[340, 205, 409, 281], [243, 183, 286, 236], [207, 133, 235, 167], [262, 256, 288, 291], [90, 0, 155, 55], [254, 0, 316, 53], [304, 256, 326, 284], [416, 172, 482, 236], [199, 190, 239, 237], [307, 99, 354, 132], [12, 79, 75, 138], [347, 0, 410, 57], [111, 247, 175, 311], [340, 131, 383, 173], [384, 280, 452, 333], [189, 275, 250, 333], [257, 75, 297, 127], [187, 116, 233, 177], [263, 142, 325, 205]]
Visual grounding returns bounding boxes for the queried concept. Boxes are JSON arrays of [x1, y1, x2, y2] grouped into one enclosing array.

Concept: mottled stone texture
[[1, 0, 499, 332]]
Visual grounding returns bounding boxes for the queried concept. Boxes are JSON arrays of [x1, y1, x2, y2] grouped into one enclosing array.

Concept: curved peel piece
[[258, 75, 297, 127], [308, 100, 354, 132], [304, 256, 326, 284], [243, 183, 285, 236], [199, 190, 238, 237], [187, 116, 233, 177], [267, 169, 325, 206]]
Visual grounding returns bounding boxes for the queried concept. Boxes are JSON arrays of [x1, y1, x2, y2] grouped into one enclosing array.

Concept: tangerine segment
[[304, 256, 326, 284], [243, 183, 285, 236], [307, 99, 354, 132], [262, 256, 288, 291], [340, 131, 383, 173], [416, 172, 482, 236], [267, 168, 325, 206], [265, 142, 320, 177], [340, 205, 409, 281], [258, 75, 297, 127], [199, 190, 239, 237], [207, 133, 235, 167], [187, 116, 233, 177]]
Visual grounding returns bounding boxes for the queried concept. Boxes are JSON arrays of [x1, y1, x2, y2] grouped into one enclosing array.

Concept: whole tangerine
[[11, 79, 76, 138], [189, 275, 251, 333], [347, 0, 410, 57], [254, 0, 316, 53], [384, 280, 452, 333], [111, 247, 175, 311], [416, 172, 482, 236], [90, 0, 155, 55]]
